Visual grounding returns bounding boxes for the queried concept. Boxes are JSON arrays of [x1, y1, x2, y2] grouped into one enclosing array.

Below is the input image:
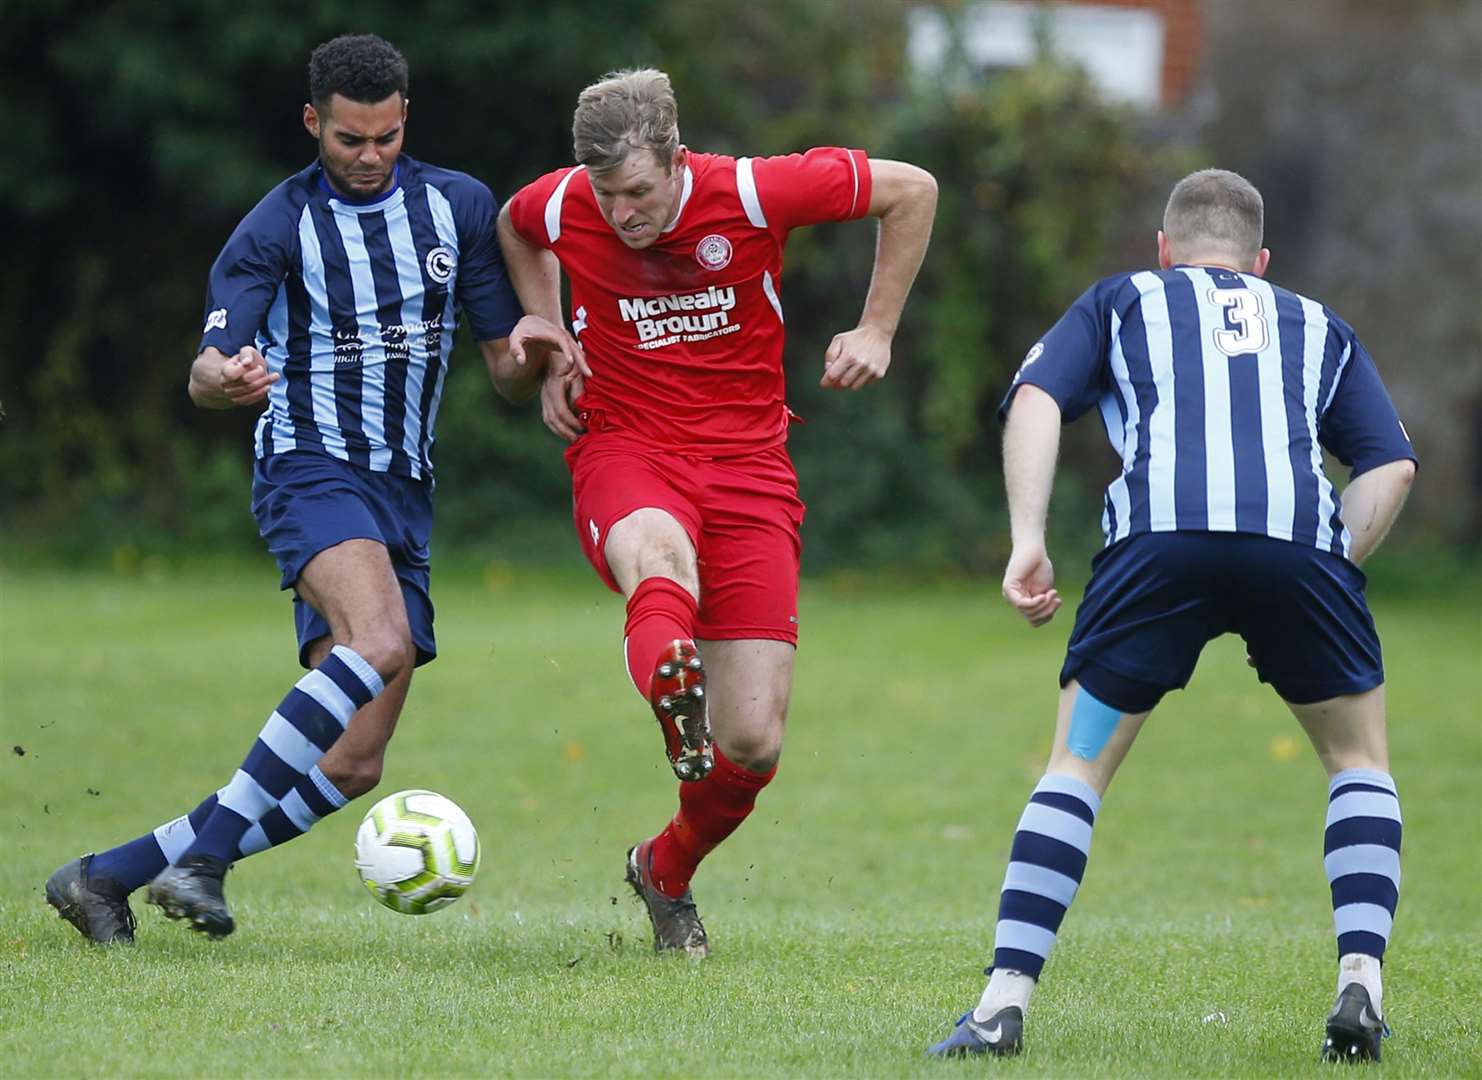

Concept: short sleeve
[[505, 167, 579, 251], [745, 148, 872, 232], [998, 281, 1113, 424], [449, 178, 522, 341], [198, 196, 296, 355], [1318, 335, 1417, 476]]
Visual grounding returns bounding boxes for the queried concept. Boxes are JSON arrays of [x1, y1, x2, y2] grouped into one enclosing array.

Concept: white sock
[[973, 968, 1035, 1021], [1337, 953, 1383, 1017]]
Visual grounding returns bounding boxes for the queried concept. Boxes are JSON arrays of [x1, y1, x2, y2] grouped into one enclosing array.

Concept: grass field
[[2, 562, 1479, 1078]]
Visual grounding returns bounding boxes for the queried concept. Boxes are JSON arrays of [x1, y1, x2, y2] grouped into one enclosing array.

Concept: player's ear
[[1251, 248, 1271, 278], [672, 146, 687, 174], [1156, 230, 1174, 269], [401, 96, 409, 124], [303, 103, 321, 139]]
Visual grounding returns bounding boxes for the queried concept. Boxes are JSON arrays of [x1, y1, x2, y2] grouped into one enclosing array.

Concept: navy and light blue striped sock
[[239, 765, 350, 855], [85, 765, 352, 893], [992, 773, 1100, 979], [1325, 767, 1402, 961], [182, 645, 381, 863], [87, 793, 220, 893]]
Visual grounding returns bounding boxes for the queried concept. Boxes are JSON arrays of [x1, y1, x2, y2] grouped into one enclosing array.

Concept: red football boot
[[649, 640, 713, 781]]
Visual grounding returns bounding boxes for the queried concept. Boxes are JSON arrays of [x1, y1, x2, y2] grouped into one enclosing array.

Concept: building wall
[[1195, 0, 1481, 541]]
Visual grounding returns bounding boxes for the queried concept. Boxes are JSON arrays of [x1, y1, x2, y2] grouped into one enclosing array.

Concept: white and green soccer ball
[[354, 789, 480, 915]]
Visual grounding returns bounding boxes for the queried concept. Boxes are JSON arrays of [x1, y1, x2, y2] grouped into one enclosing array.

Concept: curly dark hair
[[308, 34, 409, 108]]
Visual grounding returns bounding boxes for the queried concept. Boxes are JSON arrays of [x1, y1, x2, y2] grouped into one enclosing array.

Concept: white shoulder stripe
[[736, 158, 768, 228], [1322, 339, 1353, 414], [848, 151, 861, 215], [544, 167, 585, 244], [761, 269, 784, 324]]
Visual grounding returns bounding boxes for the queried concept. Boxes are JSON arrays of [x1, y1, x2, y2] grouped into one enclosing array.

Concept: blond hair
[[572, 68, 680, 174], [1162, 169, 1265, 263]]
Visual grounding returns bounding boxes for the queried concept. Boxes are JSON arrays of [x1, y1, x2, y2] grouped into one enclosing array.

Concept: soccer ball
[[354, 789, 480, 914]]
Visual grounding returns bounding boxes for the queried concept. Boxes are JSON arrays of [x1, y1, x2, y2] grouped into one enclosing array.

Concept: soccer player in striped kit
[[45, 34, 530, 942], [928, 170, 1416, 1062], [499, 69, 938, 958]]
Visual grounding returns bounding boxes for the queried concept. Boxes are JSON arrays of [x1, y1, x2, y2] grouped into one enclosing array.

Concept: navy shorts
[[1061, 531, 1383, 713], [251, 451, 436, 669]]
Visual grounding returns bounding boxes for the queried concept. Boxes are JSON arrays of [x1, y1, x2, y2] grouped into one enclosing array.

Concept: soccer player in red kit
[[498, 68, 937, 957]]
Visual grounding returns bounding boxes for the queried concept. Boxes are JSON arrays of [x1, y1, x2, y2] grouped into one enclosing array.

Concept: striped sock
[[183, 645, 382, 863], [1325, 767, 1402, 962], [87, 793, 220, 893], [992, 773, 1101, 980], [240, 766, 349, 855], [87, 766, 351, 893]]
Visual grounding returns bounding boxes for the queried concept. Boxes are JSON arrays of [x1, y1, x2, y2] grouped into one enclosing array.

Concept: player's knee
[[337, 755, 385, 800], [635, 544, 698, 594], [344, 628, 414, 685], [318, 745, 385, 800], [725, 740, 781, 774], [608, 510, 699, 594], [719, 714, 786, 773]]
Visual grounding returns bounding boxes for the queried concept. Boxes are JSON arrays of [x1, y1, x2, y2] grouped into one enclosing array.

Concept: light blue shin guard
[[1067, 686, 1122, 761]]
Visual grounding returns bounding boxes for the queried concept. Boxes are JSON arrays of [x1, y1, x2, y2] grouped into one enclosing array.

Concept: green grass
[[2, 563, 1479, 1078]]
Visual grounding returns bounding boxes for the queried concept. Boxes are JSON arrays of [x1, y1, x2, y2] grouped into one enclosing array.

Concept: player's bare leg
[[1289, 686, 1397, 1062], [146, 539, 412, 937], [604, 508, 713, 780], [698, 638, 792, 773], [932, 679, 1151, 1057], [1043, 678, 1150, 796], [625, 638, 792, 959], [602, 508, 718, 955], [1289, 686, 1389, 777], [307, 636, 413, 801]]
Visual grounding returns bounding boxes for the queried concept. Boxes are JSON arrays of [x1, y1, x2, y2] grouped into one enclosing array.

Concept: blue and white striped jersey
[[199, 156, 522, 480], [1003, 266, 1416, 559]]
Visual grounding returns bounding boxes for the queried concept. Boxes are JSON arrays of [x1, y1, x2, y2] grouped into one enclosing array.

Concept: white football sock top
[[974, 968, 1035, 1021], [1338, 952, 1384, 1017]]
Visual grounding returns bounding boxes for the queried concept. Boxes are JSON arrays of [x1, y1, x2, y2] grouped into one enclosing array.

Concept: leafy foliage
[[2, 0, 1176, 570]]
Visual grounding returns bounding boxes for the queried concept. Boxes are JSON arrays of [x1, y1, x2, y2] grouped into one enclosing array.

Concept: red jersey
[[507, 148, 872, 455]]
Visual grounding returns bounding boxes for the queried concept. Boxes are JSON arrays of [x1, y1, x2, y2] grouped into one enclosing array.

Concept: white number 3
[[1209, 288, 1270, 356]]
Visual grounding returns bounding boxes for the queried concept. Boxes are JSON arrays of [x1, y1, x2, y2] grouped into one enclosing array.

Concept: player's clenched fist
[[220, 346, 278, 407], [820, 324, 893, 390], [189, 344, 279, 410]]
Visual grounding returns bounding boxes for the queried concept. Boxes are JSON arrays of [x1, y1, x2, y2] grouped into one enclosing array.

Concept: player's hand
[[219, 346, 278, 407], [510, 314, 591, 379], [820, 325, 892, 390], [1002, 542, 1062, 627], [540, 365, 586, 442]]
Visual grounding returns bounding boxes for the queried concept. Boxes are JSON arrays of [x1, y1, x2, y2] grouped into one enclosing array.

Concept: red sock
[[623, 576, 698, 697], [648, 748, 777, 897]]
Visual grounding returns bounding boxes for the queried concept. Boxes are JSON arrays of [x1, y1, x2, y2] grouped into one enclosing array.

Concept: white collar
[[660, 165, 695, 234]]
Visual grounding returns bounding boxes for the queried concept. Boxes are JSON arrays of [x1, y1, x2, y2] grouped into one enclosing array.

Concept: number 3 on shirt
[[1209, 288, 1270, 357]]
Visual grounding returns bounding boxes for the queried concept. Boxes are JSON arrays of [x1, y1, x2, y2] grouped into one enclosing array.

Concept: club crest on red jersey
[[694, 234, 733, 271]]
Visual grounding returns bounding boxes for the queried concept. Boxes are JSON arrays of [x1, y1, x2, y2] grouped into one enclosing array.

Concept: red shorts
[[566, 432, 805, 643]]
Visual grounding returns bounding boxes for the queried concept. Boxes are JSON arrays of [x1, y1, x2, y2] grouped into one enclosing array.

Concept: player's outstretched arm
[[1340, 458, 1416, 565], [479, 337, 537, 405], [1002, 384, 1064, 627], [188, 345, 278, 409], [821, 159, 937, 391], [496, 201, 590, 438], [496, 204, 566, 329]]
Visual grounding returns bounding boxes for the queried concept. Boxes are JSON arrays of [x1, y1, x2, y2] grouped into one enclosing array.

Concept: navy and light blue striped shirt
[[1003, 266, 1416, 560], [199, 156, 522, 480]]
